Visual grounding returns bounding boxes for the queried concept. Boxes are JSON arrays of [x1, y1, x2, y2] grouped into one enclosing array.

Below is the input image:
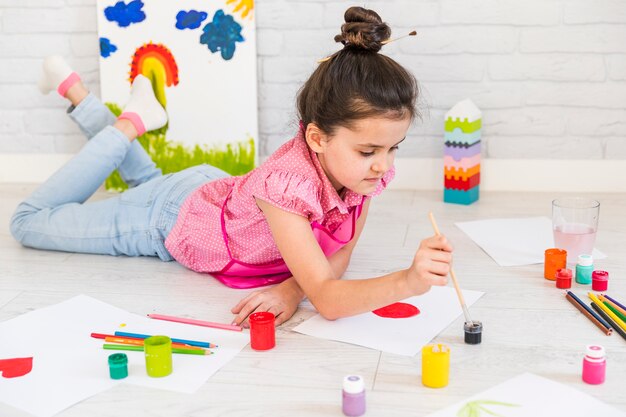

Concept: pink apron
[[210, 192, 365, 289]]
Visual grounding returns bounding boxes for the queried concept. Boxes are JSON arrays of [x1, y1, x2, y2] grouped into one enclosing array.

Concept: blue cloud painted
[[200, 10, 244, 61], [104, 0, 146, 28], [99, 37, 118, 58], [175, 10, 208, 30]]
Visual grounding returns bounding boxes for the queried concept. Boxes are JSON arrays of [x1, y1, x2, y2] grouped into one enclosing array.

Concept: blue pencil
[[567, 291, 611, 330], [114, 331, 217, 348]]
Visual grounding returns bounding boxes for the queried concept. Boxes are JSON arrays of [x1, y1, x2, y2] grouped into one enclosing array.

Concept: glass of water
[[552, 198, 600, 264]]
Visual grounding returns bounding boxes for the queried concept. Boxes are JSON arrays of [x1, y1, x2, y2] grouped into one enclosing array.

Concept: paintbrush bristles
[[381, 30, 417, 45], [317, 56, 332, 64]]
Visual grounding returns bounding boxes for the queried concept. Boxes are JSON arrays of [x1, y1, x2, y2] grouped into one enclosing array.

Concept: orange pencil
[[598, 294, 626, 316]]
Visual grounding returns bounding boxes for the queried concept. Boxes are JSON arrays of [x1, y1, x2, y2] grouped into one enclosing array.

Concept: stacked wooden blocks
[[444, 99, 481, 205]]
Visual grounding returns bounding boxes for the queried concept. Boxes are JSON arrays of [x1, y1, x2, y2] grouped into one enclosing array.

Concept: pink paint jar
[[555, 268, 572, 289], [592, 270, 609, 292], [582, 345, 606, 385]]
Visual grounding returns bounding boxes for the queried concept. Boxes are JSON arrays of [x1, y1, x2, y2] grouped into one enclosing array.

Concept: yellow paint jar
[[421, 343, 450, 388], [144, 335, 172, 378]]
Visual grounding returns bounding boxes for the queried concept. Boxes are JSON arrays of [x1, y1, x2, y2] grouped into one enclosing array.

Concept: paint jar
[[582, 345, 606, 385], [144, 335, 172, 378], [422, 343, 450, 388], [108, 353, 128, 380], [464, 321, 483, 344], [555, 268, 573, 289], [249, 311, 276, 351], [342, 375, 366, 417], [592, 270, 609, 291], [575, 254, 594, 285], [544, 248, 567, 281]]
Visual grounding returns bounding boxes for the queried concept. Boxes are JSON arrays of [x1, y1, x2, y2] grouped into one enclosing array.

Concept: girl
[[11, 7, 453, 327]]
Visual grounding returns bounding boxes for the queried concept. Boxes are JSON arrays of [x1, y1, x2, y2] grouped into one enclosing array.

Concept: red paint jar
[[555, 268, 572, 289], [249, 312, 275, 351], [592, 270, 609, 292]]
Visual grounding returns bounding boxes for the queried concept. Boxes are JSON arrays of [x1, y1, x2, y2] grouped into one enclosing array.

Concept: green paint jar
[[144, 335, 172, 378], [108, 353, 128, 380], [575, 254, 594, 285]]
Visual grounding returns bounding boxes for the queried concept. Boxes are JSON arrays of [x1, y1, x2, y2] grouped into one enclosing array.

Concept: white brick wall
[[1, 0, 625, 159]]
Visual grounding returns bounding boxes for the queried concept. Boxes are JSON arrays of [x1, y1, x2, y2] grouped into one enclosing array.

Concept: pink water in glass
[[553, 223, 597, 263]]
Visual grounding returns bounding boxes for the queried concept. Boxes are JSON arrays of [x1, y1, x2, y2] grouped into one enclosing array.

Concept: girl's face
[[309, 116, 412, 195]]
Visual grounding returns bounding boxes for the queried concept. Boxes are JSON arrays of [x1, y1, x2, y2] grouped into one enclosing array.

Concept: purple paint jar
[[342, 375, 365, 417]]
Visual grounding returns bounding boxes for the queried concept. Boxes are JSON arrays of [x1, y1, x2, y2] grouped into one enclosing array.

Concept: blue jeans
[[10, 93, 229, 260]]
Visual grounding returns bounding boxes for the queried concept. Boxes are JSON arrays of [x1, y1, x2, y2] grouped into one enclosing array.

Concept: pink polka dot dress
[[165, 128, 394, 285]]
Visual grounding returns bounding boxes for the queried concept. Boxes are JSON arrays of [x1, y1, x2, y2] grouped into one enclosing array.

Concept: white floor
[[1, 185, 625, 416]]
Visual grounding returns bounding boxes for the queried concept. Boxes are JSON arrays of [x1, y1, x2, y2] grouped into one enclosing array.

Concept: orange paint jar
[[544, 248, 567, 281]]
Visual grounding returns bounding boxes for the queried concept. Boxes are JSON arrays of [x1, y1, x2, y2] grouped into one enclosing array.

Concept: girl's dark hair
[[297, 6, 419, 135]]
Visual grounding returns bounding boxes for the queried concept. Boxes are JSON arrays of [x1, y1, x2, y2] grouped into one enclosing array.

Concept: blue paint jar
[[575, 254, 594, 285]]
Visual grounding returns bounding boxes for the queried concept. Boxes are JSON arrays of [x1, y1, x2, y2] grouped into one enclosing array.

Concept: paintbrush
[[428, 211, 474, 324]]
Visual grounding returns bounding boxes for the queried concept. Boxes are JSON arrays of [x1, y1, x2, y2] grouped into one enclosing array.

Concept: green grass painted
[[104, 102, 256, 191]]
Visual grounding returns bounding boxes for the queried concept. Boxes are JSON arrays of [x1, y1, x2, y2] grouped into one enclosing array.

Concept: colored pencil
[[567, 291, 612, 329], [598, 294, 626, 317], [565, 292, 612, 336], [588, 293, 626, 333], [104, 336, 204, 350], [114, 331, 217, 348], [91, 333, 205, 350], [147, 313, 243, 332], [103, 344, 212, 355], [604, 294, 626, 312], [603, 302, 626, 323], [591, 302, 626, 342], [428, 212, 473, 324]]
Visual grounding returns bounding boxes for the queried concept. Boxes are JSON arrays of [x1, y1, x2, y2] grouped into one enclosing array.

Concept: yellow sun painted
[[226, 0, 254, 19]]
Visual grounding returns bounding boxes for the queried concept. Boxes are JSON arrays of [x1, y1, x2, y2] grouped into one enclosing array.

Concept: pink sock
[[57, 72, 81, 97], [118, 112, 147, 136], [116, 75, 167, 136]]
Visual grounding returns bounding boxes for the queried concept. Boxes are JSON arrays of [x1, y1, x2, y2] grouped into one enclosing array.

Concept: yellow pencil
[[588, 293, 626, 333], [598, 294, 626, 316]]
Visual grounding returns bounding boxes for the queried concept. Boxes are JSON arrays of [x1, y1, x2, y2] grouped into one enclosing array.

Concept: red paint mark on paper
[[372, 302, 420, 318], [0, 357, 33, 378]]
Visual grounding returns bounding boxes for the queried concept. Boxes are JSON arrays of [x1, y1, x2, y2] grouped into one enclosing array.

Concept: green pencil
[[603, 301, 626, 323], [103, 344, 213, 355]]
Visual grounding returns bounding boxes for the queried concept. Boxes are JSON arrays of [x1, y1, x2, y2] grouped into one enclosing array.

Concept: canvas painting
[[96, 0, 257, 189]]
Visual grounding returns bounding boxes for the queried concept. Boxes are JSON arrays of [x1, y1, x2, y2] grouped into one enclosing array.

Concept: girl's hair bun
[[334, 7, 391, 53]]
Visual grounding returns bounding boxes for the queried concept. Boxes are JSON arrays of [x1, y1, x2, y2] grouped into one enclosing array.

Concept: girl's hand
[[406, 235, 453, 295], [230, 278, 304, 328]]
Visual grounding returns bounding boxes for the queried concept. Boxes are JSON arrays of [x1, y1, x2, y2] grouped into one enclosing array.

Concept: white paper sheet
[[455, 217, 606, 266], [293, 286, 484, 356], [0, 295, 249, 417], [425, 373, 626, 417]]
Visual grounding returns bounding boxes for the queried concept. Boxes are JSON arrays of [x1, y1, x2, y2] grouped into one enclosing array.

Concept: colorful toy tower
[[443, 99, 481, 205]]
